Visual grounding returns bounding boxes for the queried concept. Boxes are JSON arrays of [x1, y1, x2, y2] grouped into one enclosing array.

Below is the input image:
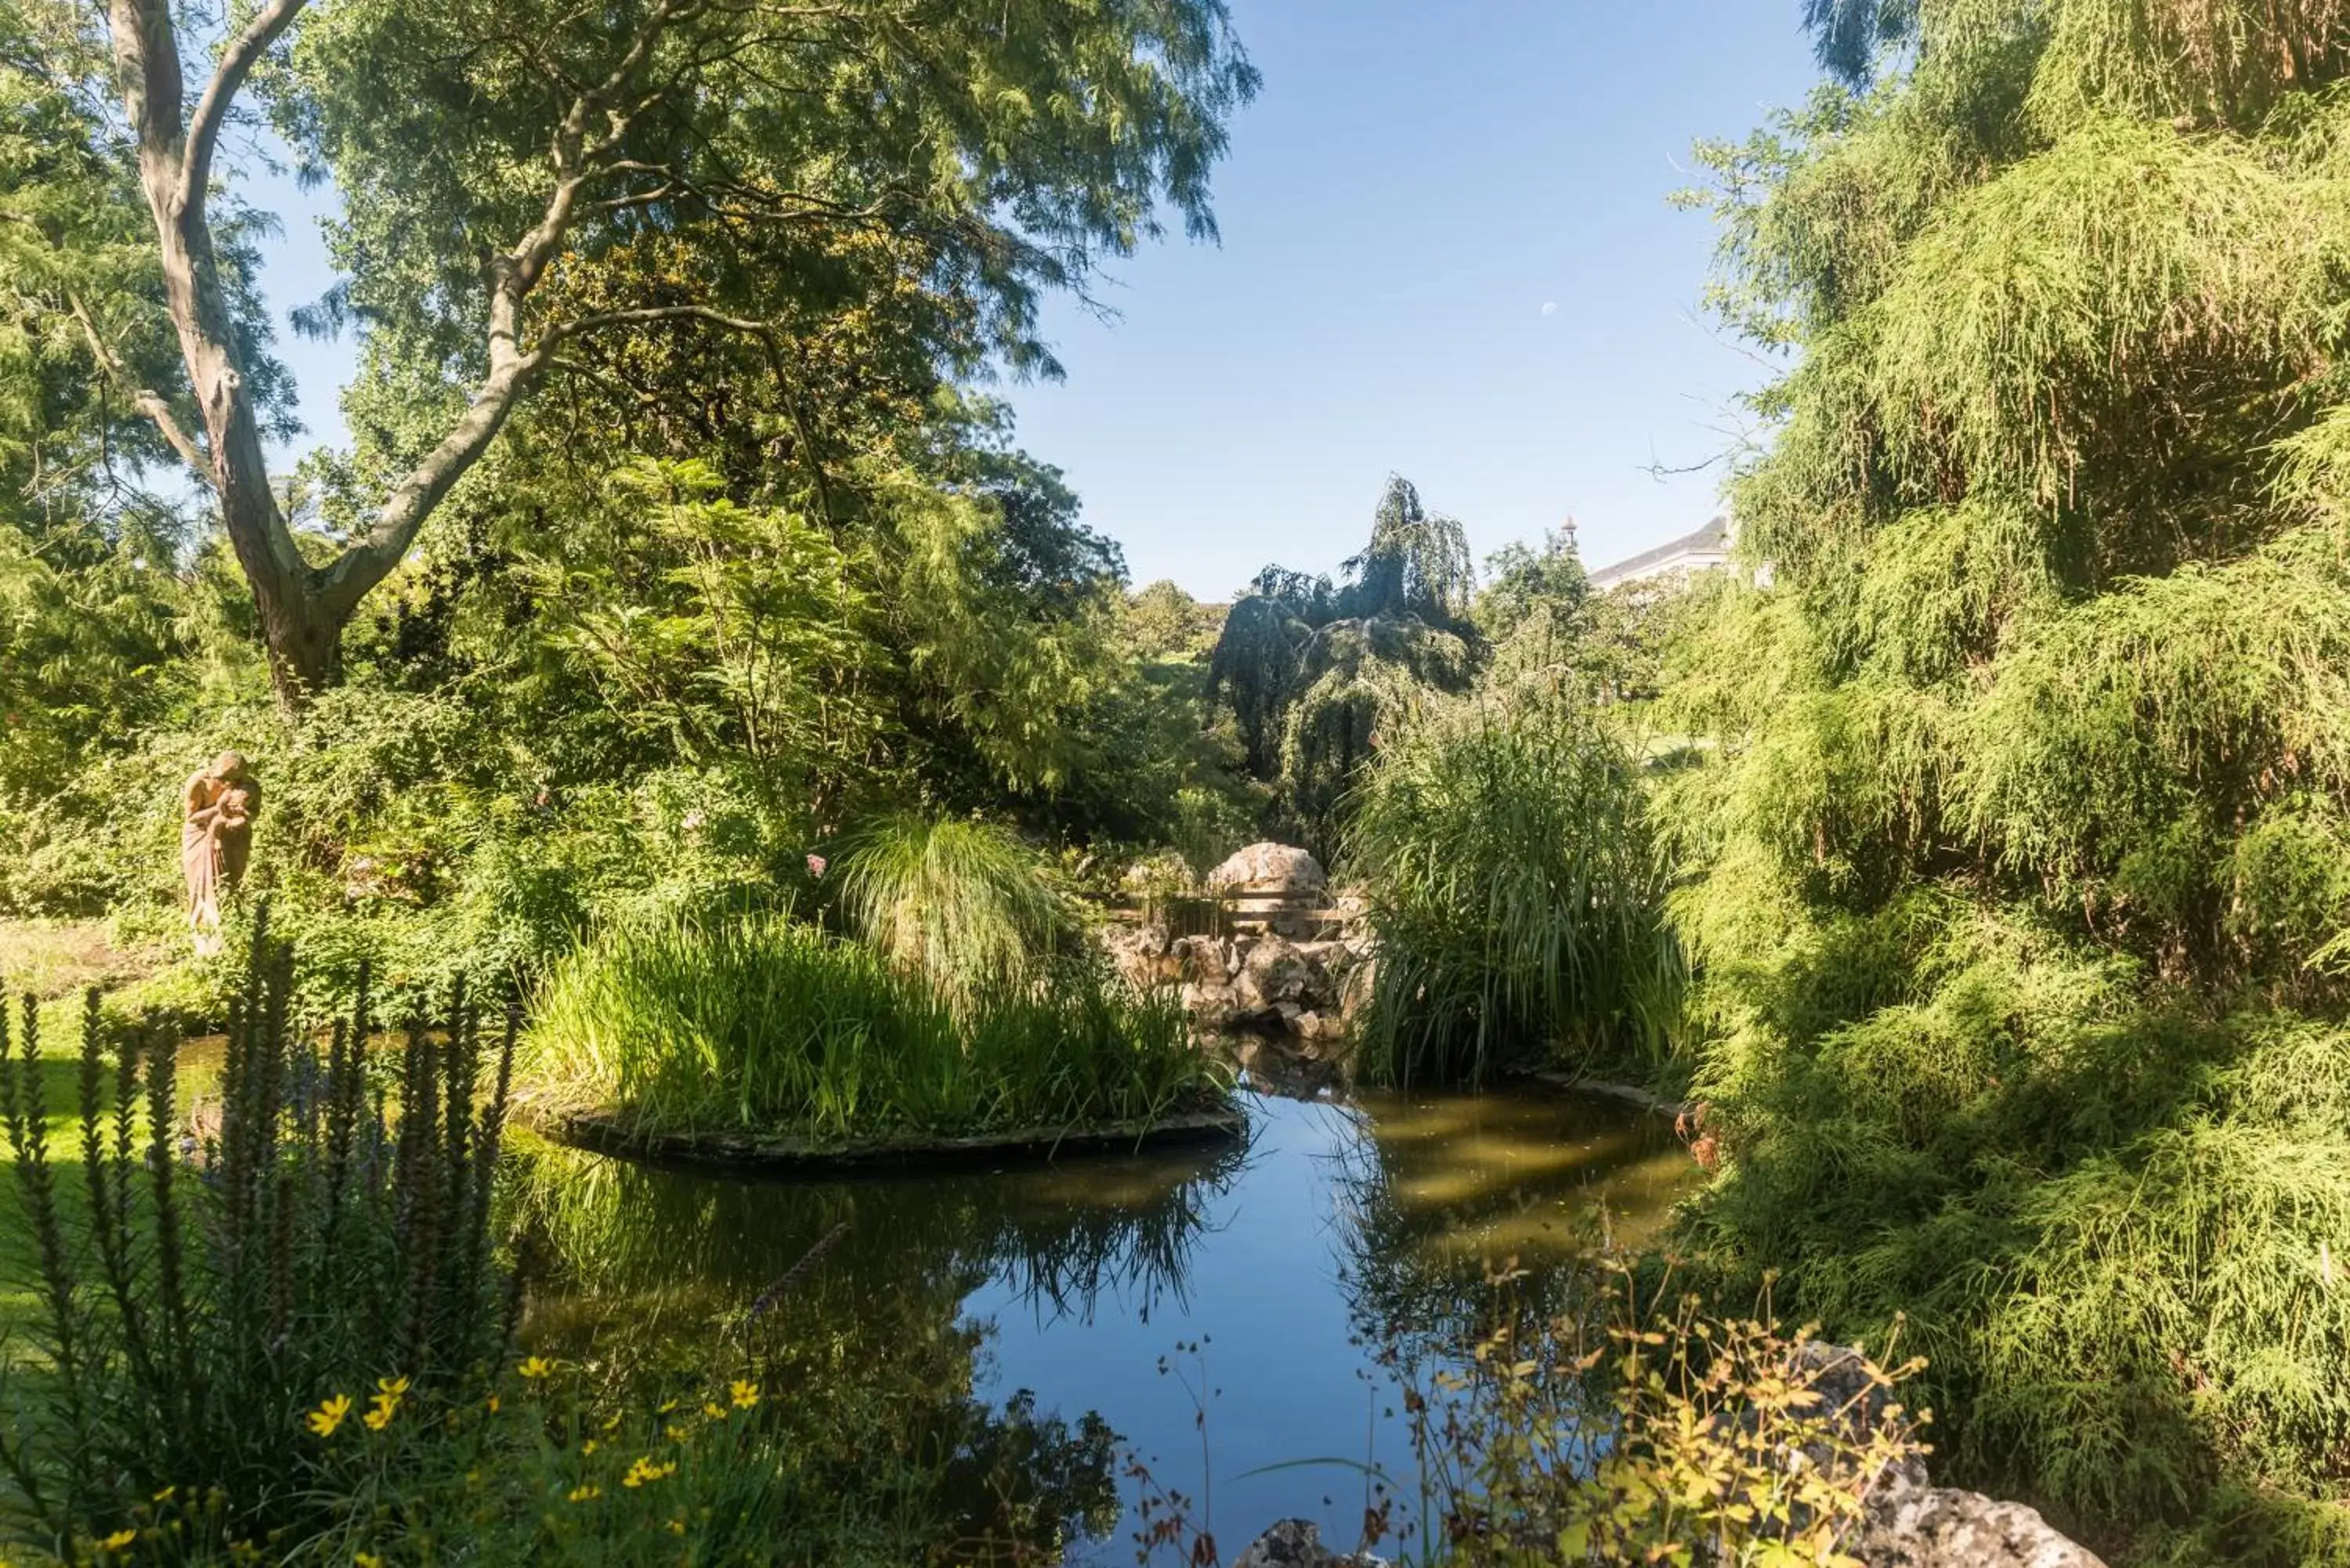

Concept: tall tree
[[1208, 473, 1474, 850], [42, 0, 1255, 702]]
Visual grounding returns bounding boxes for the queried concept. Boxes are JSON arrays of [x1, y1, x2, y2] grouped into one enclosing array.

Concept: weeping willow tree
[[1665, 4, 2350, 1560], [1207, 475, 1474, 851]]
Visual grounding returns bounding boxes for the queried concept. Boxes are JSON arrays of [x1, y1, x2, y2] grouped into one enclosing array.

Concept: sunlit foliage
[[1665, 2, 2350, 1557]]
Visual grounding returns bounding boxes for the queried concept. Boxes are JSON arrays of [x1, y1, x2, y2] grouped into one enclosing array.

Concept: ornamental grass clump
[[1345, 693, 1682, 1089], [836, 811, 1080, 1010], [519, 912, 1221, 1145], [0, 917, 519, 1556]]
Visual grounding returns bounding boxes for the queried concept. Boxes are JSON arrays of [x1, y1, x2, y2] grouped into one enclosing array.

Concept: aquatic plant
[[519, 913, 1224, 1144], [1346, 692, 1681, 1089]]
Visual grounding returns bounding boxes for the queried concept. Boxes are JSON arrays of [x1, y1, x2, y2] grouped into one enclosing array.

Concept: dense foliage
[[1665, 2, 2350, 1558], [4, 0, 1259, 698], [1208, 475, 1480, 853]]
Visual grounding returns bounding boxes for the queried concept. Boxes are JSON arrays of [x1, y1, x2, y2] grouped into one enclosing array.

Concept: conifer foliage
[[1670, 3, 2350, 1558]]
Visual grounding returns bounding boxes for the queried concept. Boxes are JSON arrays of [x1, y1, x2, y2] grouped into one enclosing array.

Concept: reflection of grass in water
[[509, 1128, 1248, 1349]]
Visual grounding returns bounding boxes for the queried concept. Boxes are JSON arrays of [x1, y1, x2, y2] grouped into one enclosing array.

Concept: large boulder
[[1235, 934, 1323, 1014], [1233, 1519, 1385, 1568], [1854, 1489, 2103, 1567], [1208, 843, 1327, 897]]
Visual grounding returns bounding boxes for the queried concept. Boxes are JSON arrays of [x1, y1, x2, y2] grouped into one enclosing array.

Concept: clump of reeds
[[0, 914, 519, 1549], [1345, 692, 1683, 1089], [519, 912, 1220, 1143]]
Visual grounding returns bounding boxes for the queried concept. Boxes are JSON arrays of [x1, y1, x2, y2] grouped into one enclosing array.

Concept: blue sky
[[246, 2, 1824, 598]]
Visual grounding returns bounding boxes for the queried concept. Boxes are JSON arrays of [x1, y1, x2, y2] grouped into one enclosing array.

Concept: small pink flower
[[806, 854, 827, 879]]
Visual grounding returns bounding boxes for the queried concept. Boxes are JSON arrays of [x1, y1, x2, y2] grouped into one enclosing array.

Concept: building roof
[[1589, 515, 1730, 590]]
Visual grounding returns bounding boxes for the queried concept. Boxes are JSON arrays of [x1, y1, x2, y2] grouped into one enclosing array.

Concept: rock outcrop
[[1101, 916, 1369, 1094]]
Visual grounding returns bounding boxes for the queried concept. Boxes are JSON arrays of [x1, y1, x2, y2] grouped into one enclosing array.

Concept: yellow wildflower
[[665, 1422, 691, 1443], [151, 1486, 175, 1504], [667, 1519, 686, 1536], [728, 1380, 760, 1410], [98, 1530, 138, 1552], [702, 1402, 727, 1419], [518, 1357, 555, 1379], [582, 1440, 600, 1456], [566, 1485, 601, 1504], [306, 1394, 353, 1438], [363, 1381, 404, 1433], [355, 1555, 384, 1568], [486, 1394, 501, 1413], [622, 1456, 678, 1489]]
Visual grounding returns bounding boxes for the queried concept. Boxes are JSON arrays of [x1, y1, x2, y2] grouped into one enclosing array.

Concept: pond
[[515, 1084, 1697, 1563]]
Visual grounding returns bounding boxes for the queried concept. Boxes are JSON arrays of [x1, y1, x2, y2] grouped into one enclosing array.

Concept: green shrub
[[1676, 888, 2350, 1561], [519, 913, 1224, 1143], [1346, 694, 1683, 1089]]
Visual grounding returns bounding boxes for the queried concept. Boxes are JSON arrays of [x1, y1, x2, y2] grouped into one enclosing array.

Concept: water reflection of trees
[[1321, 1093, 1687, 1358], [503, 1135, 1246, 1565]]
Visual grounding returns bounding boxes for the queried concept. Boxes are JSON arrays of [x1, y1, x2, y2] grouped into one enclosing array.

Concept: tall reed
[[1345, 694, 1682, 1088], [0, 915, 519, 1549], [521, 913, 1220, 1143]]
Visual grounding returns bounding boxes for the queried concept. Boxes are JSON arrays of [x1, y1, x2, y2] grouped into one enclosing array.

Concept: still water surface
[[524, 1086, 1694, 1560]]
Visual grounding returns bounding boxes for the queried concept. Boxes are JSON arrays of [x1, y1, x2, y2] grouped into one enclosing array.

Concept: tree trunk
[[102, 0, 674, 707]]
